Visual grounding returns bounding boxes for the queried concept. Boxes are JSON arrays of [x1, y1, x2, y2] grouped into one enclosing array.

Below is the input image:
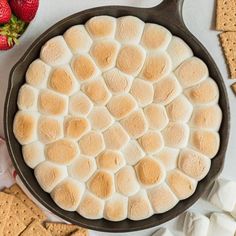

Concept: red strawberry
[[9, 0, 39, 23], [0, 0, 12, 24], [0, 35, 14, 50]]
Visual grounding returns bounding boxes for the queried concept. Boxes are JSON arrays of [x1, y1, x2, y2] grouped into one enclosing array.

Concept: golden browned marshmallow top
[[82, 78, 111, 105], [89, 170, 114, 199], [140, 52, 171, 82], [38, 116, 63, 144], [103, 69, 131, 94], [26, 59, 51, 88], [148, 183, 178, 213], [40, 36, 72, 67], [72, 55, 98, 82], [48, 66, 77, 95], [51, 178, 84, 211], [141, 24, 171, 51], [86, 16, 116, 39], [107, 94, 137, 120], [175, 57, 208, 88], [90, 40, 119, 71], [167, 170, 197, 200], [13, 111, 38, 145], [63, 25, 92, 54], [135, 157, 165, 186], [45, 139, 79, 165], [117, 45, 145, 75]]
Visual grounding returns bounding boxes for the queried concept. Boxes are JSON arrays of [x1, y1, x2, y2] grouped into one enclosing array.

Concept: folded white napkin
[[152, 228, 174, 236]]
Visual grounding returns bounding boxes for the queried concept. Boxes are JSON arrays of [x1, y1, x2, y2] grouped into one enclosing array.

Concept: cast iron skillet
[[4, 0, 230, 232]]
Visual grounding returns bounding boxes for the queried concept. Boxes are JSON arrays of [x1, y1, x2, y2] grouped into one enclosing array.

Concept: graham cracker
[[220, 32, 236, 78], [9, 194, 38, 226], [216, 0, 236, 31], [70, 228, 89, 236], [20, 220, 51, 236], [3, 214, 26, 236], [45, 222, 80, 236], [231, 82, 236, 95], [4, 184, 46, 221], [0, 192, 14, 234]]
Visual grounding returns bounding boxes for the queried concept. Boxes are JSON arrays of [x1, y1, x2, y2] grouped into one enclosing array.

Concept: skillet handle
[[152, 0, 185, 28]]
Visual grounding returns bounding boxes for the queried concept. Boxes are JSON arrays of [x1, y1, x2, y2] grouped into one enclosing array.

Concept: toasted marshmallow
[[207, 179, 236, 212], [69, 92, 93, 116], [17, 84, 38, 111], [115, 16, 144, 44], [185, 78, 219, 105], [174, 57, 208, 88], [40, 36, 72, 67], [38, 116, 63, 144], [116, 45, 146, 76], [22, 142, 45, 168], [152, 228, 174, 236], [88, 170, 115, 199], [88, 106, 113, 131], [208, 213, 236, 236], [166, 95, 193, 122], [97, 150, 125, 172], [64, 116, 90, 140], [90, 40, 119, 71], [144, 104, 169, 130], [183, 212, 210, 236], [51, 178, 84, 211], [86, 16, 116, 39], [167, 169, 197, 200], [130, 79, 154, 107], [103, 123, 129, 150], [81, 77, 111, 105], [167, 36, 193, 69], [77, 191, 104, 219], [128, 190, 153, 221], [153, 73, 182, 105], [140, 52, 172, 82], [121, 110, 148, 139], [122, 140, 144, 165], [154, 147, 179, 170], [190, 105, 222, 131], [138, 131, 164, 154], [116, 166, 139, 196], [48, 65, 78, 95], [141, 24, 171, 51], [178, 149, 210, 181], [13, 111, 38, 145], [38, 90, 68, 116], [68, 156, 96, 182], [79, 131, 104, 156], [63, 25, 92, 54], [34, 161, 67, 192], [107, 94, 137, 120], [190, 130, 220, 158], [26, 59, 51, 88], [104, 193, 128, 221], [162, 123, 189, 148], [148, 183, 178, 213], [135, 157, 165, 186], [45, 139, 79, 165], [71, 54, 98, 82], [103, 68, 132, 94]]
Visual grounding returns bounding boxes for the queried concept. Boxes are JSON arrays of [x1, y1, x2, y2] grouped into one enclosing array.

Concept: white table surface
[[0, 0, 236, 235]]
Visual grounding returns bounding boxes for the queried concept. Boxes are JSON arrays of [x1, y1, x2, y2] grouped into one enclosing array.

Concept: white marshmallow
[[207, 179, 236, 212], [183, 211, 209, 236], [207, 213, 236, 236]]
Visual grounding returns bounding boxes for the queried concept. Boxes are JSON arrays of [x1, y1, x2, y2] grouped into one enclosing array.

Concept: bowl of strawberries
[[0, 0, 39, 50]]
